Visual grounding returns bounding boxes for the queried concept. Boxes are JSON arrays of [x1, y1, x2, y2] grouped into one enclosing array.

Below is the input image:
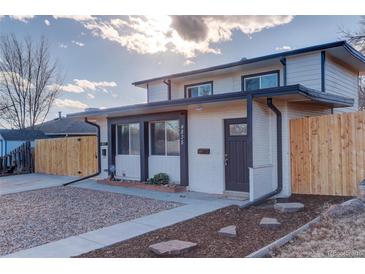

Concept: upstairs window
[[243, 71, 279, 91], [117, 123, 140, 155], [185, 82, 213, 98]]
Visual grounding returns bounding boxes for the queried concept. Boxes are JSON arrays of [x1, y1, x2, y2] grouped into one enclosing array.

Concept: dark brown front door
[[224, 118, 249, 192]]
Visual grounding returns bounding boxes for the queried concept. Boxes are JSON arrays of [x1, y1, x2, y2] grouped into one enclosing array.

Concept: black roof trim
[[132, 41, 363, 86], [68, 84, 353, 118]]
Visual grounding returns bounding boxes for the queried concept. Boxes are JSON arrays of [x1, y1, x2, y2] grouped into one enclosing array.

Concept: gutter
[[63, 118, 101, 186], [241, 98, 283, 208]]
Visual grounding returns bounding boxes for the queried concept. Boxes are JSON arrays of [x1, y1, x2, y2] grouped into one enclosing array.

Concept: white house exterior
[[69, 41, 365, 201]]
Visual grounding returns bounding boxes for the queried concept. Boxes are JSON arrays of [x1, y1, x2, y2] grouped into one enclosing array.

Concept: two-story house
[[69, 41, 365, 202]]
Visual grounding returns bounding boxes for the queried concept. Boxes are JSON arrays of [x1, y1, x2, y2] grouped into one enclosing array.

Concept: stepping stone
[[149, 240, 197, 256], [274, 202, 304, 213], [218, 225, 237, 238], [259, 217, 281, 229]]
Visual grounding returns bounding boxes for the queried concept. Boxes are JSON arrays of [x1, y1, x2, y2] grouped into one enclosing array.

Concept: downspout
[[241, 97, 283, 208], [63, 117, 101, 186]]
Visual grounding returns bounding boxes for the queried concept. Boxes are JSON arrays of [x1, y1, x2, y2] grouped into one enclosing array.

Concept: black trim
[[184, 81, 213, 98], [108, 110, 188, 186], [132, 41, 365, 86], [163, 80, 172, 100], [280, 57, 287, 86], [321, 51, 326, 92], [241, 98, 283, 207], [241, 70, 280, 91]]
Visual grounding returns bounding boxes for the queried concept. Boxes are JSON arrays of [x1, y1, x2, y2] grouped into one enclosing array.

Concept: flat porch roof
[[67, 84, 354, 119]]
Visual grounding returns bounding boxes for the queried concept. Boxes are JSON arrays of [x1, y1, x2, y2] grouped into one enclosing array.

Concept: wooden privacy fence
[[35, 136, 98, 177], [0, 141, 33, 175], [290, 111, 365, 196]]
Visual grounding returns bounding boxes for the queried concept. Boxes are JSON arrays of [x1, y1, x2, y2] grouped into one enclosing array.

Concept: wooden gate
[[290, 111, 365, 196], [35, 136, 98, 177]]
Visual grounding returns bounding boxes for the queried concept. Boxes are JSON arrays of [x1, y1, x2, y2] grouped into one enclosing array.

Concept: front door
[[224, 118, 249, 192]]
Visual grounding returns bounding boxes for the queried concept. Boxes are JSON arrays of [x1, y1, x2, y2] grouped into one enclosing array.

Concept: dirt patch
[[77, 194, 349, 258], [270, 208, 365, 257]]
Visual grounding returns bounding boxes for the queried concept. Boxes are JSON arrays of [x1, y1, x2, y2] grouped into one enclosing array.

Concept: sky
[[0, 15, 362, 120]]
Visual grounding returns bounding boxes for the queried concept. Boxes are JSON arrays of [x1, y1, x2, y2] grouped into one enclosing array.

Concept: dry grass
[[271, 212, 365, 258]]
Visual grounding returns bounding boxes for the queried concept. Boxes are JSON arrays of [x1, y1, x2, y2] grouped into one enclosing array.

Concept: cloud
[[44, 19, 51, 26], [53, 79, 117, 94], [53, 15, 96, 21], [66, 15, 294, 58], [72, 40, 85, 47], [184, 59, 195, 66], [54, 98, 88, 109], [87, 93, 95, 99], [9, 15, 34, 23], [276, 45, 292, 51], [59, 43, 68, 49]]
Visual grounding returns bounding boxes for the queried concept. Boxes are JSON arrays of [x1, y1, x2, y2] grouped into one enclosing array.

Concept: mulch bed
[[76, 194, 350, 258]]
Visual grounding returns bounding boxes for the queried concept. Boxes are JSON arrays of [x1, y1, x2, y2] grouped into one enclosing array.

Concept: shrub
[[146, 173, 170, 185]]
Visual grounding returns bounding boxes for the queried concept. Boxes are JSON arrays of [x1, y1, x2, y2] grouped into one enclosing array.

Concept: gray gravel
[[0, 186, 181, 256]]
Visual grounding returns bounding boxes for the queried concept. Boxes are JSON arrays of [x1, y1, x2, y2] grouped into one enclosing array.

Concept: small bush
[[146, 173, 170, 185]]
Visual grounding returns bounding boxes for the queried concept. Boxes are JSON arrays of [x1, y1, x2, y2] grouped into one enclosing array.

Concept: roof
[[132, 41, 365, 86], [0, 129, 46, 141], [67, 84, 354, 119], [35, 117, 97, 136]]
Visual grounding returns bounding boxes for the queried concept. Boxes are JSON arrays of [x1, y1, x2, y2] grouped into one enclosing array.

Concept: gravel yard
[[0, 186, 181, 256], [270, 207, 365, 257], [77, 194, 348, 258]]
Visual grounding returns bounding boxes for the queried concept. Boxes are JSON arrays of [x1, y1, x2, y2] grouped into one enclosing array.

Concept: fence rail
[[34, 136, 98, 177], [0, 141, 33, 175], [290, 111, 365, 196]]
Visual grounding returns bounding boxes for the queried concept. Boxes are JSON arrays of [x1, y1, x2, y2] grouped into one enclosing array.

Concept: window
[[243, 72, 279, 91], [229, 123, 247, 136], [185, 82, 213, 98], [117, 123, 140, 155], [151, 120, 180, 156]]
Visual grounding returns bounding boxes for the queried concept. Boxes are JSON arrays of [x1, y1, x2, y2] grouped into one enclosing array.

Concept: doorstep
[[223, 190, 249, 200], [97, 179, 187, 193]]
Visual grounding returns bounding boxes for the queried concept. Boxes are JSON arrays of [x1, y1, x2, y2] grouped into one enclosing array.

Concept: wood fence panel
[[35, 136, 98, 177], [290, 111, 365, 196]]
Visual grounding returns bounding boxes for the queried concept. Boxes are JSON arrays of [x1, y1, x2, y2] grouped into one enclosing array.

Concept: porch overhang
[[67, 84, 353, 119]]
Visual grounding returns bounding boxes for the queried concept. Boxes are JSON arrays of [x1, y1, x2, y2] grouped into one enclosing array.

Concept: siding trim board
[[280, 57, 287, 86], [321, 51, 326, 92]]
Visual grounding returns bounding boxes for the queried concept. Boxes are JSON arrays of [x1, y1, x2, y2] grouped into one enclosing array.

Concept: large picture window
[[117, 123, 140, 155], [150, 120, 180, 156], [185, 82, 213, 98], [243, 71, 279, 91]]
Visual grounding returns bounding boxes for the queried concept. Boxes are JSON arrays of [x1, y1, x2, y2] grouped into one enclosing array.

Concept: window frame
[[116, 123, 140, 156], [150, 120, 180, 156], [241, 70, 280, 92], [184, 81, 213, 98]]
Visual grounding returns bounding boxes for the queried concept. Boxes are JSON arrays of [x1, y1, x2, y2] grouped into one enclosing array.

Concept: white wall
[[326, 57, 359, 112], [188, 101, 247, 194], [287, 52, 322, 90], [148, 155, 180, 183], [116, 155, 141, 180], [147, 82, 168, 102]]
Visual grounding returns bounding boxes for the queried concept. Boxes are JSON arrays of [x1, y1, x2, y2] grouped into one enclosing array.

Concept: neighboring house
[[68, 41, 365, 201], [35, 114, 97, 138], [0, 129, 45, 156]]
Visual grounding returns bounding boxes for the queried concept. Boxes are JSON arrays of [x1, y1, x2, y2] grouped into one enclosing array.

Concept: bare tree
[[0, 34, 62, 129]]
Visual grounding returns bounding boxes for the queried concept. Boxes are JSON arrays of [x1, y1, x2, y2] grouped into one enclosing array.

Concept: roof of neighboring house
[[35, 117, 97, 136], [67, 84, 354, 119], [132, 41, 365, 86], [0, 129, 46, 141]]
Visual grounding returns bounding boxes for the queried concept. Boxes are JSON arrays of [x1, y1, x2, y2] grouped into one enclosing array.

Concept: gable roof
[[0, 129, 45, 141], [35, 117, 97, 136], [132, 41, 365, 86]]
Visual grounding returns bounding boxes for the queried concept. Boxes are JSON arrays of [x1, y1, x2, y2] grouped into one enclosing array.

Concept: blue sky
[[0, 15, 362, 119]]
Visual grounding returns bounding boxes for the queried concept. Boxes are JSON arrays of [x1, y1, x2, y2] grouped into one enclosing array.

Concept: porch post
[[247, 95, 253, 169], [179, 110, 189, 186], [107, 121, 116, 175], [140, 121, 149, 181]]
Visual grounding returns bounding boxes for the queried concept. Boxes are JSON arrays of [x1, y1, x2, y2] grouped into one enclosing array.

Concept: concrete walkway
[[4, 180, 248, 258], [0, 174, 76, 195]]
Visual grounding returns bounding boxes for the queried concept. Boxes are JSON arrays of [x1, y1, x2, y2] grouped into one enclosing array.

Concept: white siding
[[188, 101, 247, 194], [147, 82, 168, 103], [93, 117, 108, 178], [287, 52, 322, 90], [116, 155, 141, 180], [148, 155, 180, 183], [326, 58, 359, 112]]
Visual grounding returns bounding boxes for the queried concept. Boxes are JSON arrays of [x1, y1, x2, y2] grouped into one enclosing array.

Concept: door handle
[[224, 154, 228, 166]]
